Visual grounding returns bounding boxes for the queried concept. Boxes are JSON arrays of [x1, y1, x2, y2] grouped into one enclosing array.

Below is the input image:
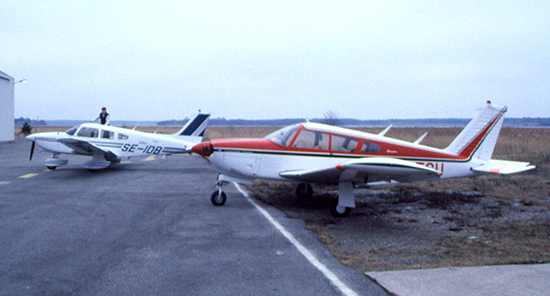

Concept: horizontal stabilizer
[[472, 160, 536, 175]]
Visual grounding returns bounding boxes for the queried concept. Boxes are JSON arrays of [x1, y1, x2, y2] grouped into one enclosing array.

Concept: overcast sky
[[1, 1, 549, 121]]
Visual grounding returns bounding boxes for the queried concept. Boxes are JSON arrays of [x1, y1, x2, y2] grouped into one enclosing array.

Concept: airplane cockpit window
[[331, 135, 359, 152], [77, 127, 99, 138], [265, 124, 299, 146], [118, 133, 129, 140], [65, 126, 79, 136], [360, 141, 380, 153], [293, 129, 330, 150], [101, 130, 115, 139]]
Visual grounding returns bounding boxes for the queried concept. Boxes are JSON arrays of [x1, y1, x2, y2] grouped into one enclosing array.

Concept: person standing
[[93, 107, 110, 125]]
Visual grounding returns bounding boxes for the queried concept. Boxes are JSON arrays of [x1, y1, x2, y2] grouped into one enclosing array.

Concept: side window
[[283, 128, 299, 147], [293, 130, 329, 150], [101, 130, 115, 139], [331, 135, 359, 152], [118, 133, 129, 140], [360, 141, 380, 153], [77, 127, 99, 138]]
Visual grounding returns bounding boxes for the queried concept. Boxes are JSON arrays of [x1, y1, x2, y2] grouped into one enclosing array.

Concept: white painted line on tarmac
[[235, 183, 359, 296], [19, 173, 39, 179], [0, 181, 11, 185]]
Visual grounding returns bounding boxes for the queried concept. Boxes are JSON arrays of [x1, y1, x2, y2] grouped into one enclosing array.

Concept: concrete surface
[[366, 263, 550, 296]]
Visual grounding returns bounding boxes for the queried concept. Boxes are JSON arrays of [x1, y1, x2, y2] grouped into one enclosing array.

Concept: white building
[[0, 70, 15, 142]]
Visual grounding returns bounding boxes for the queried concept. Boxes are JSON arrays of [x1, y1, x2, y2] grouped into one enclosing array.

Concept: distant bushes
[[14, 117, 47, 126]]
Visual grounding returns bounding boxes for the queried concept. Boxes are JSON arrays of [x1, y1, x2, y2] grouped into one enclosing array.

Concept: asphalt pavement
[[2, 138, 548, 296], [0, 139, 386, 296]]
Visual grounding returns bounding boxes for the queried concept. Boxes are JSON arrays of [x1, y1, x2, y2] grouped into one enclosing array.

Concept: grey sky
[[1, 1, 549, 121]]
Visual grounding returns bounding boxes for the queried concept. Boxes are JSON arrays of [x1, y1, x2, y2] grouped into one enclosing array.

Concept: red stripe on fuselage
[[209, 137, 463, 161]]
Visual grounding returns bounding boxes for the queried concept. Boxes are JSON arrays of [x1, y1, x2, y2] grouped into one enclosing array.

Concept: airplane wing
[[279, 157, 441, 184], [57, 138, 119, 161], [472, 160, 535, 175]]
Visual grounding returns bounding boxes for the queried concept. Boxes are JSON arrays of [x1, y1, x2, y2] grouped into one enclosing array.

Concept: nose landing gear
[[211, 181, 228, 206]]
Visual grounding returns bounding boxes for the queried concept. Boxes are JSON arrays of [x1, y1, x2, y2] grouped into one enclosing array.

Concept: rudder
[[171, 112, 210, 143], [445, 101, 507, 161]]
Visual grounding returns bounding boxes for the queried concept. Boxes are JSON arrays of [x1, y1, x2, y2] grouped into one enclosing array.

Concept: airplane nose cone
[[26, 134, 36, 141], [192, 141, 213, 156]]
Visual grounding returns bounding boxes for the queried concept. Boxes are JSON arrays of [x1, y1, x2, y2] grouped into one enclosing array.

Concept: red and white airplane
[[192, 102, 535, 217]]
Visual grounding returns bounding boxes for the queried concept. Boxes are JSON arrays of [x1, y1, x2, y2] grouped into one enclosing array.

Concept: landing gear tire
[[211, 191, 227, 206], [296, 183, 313, 199], [46, 166, 56, 170], [329, 200, 351, 218]]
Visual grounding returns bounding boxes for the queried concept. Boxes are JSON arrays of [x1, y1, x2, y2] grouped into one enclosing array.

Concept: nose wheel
[[210, 191, 227, 206], [211, 180, 228, 206]]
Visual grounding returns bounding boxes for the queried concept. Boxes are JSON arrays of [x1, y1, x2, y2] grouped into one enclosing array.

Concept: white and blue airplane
[[26, 112, 210, 170]]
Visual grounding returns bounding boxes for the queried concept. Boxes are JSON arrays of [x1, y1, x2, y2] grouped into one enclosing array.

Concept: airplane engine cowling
[[192, 141, 213, 156]]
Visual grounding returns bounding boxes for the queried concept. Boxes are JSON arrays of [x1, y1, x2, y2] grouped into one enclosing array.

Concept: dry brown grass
[[249, 177, 550, 272]]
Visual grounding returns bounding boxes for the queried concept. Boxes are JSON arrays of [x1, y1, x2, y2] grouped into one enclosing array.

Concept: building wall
[[0, 71, 15, 142]]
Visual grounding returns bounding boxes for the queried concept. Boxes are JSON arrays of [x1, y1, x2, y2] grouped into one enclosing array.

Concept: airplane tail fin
[[445, 101, 507, 161], [171, 112, 210, 144]]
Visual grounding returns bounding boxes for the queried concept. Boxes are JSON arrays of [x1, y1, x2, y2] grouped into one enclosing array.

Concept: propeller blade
[[30, 141, 35, 161]]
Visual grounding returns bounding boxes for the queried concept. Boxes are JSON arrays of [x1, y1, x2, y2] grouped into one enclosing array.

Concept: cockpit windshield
[[265, 124, 300, 146], [65, 125, 80, 136]]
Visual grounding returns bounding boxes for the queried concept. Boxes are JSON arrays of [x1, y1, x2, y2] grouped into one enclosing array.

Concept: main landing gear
[[208, 180, 353, 218], [296, 183, 313, 199], [44, 154, 68, 170], [329, 200, 351, 218], [295, 183, 352, 218]]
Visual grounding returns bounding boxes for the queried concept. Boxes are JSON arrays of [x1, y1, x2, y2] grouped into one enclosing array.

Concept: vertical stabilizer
[[445, 102, 507, 161], [170, 112, 210, 143]]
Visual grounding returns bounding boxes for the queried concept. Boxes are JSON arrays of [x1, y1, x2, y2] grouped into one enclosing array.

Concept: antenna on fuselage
[[413, 132, 429, 145], [378, 124, 392, 136]]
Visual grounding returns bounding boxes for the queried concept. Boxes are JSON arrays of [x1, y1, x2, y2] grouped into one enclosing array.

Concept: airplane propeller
[[30, 141, 35, 161]]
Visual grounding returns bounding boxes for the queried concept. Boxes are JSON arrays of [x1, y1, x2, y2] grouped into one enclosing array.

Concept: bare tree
[[323, 110, 339, 126]]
